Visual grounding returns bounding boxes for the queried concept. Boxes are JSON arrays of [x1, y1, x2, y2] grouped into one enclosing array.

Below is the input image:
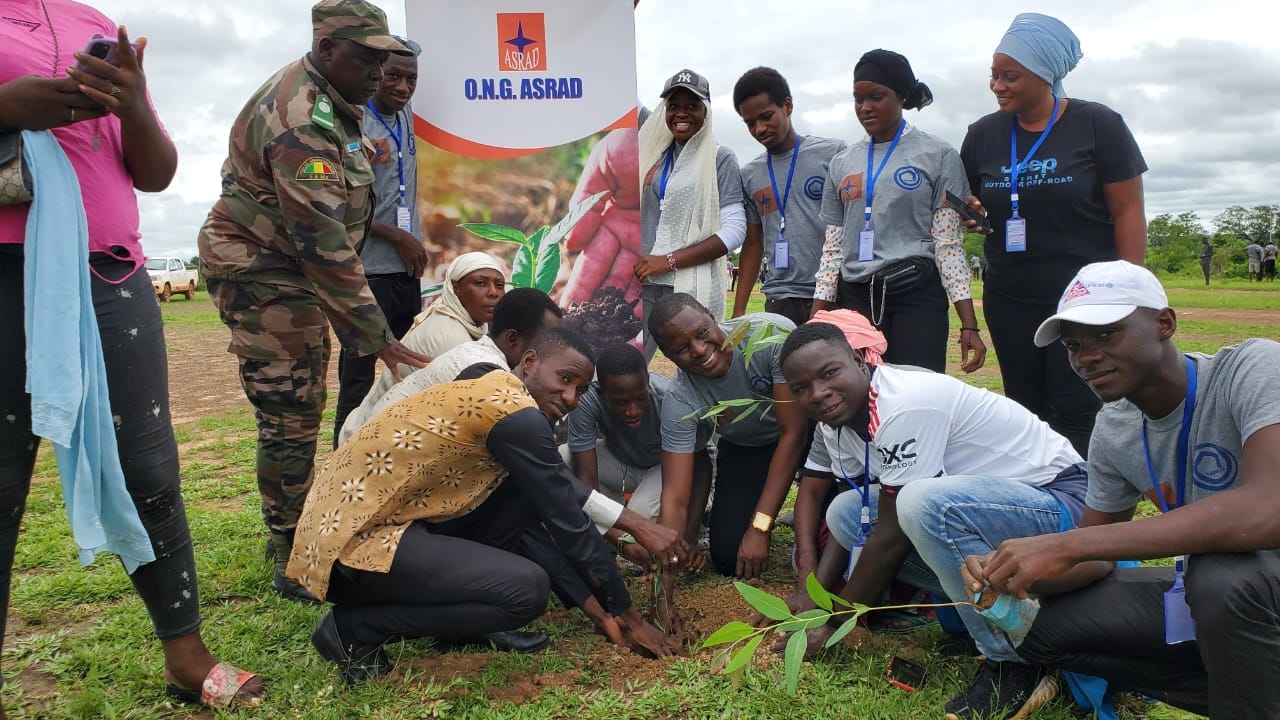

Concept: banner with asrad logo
[[405, 0, 643, 352]]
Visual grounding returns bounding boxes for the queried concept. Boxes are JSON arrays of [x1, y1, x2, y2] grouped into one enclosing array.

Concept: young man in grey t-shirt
[[961, 261, 1280, 720], [334, 40, 431, 441], [731, 67, 847, 326], [563, 344, 672, 524]]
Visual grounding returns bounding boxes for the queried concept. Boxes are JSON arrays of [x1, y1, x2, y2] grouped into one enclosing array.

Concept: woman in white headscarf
[[411, 251, 508, 359], [634, 69, 746, 359], [960, 13, 1147, 457]]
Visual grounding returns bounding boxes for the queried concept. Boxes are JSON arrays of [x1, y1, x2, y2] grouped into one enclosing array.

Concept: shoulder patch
[[296, 157, 339, 182], [312, 94, 336, 130]]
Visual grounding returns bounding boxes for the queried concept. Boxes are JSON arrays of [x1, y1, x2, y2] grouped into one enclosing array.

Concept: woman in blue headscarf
[[959, 13, 1147, 458]]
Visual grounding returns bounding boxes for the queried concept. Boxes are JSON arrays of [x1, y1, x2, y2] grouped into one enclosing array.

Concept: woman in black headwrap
[[960, 13, 1147, 456], [814, 50, 984, 373]]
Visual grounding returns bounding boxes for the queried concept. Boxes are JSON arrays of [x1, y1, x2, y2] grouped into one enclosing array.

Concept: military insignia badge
[[312, 94, 336, 130], [296, 157, 339, 181]]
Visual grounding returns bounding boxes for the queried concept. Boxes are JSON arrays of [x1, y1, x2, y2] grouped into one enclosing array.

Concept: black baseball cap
[[661, 69, 710, 101]]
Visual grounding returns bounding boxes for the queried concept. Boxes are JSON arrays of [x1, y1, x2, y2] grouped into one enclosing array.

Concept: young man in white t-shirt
[[780, 322, 1084, 720], [962, 261, 1280, 719]]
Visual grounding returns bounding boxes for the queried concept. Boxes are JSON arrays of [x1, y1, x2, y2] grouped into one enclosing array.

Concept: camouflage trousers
[[207, 278, 330, 533]]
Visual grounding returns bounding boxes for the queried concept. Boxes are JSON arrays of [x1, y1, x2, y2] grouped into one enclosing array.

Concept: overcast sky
[[86, 0, 1280, 259]]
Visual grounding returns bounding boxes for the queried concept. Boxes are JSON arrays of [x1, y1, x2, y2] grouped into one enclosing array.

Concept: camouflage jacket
[[198, 55, 393, 357]]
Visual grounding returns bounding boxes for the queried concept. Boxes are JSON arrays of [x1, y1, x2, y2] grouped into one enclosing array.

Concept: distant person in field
[[1244, 241, 1263, 282], [1263, 242, 1277, 282], [1199, 236, 1213, 286]]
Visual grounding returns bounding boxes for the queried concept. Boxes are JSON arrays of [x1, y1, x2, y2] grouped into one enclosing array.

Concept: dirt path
[[164, 319, 340, 427]]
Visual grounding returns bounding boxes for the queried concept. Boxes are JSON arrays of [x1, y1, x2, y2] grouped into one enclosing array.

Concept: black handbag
[[0, 131, 33, 206], [871, 255, 933, 296], [868, 256, 935, 325]]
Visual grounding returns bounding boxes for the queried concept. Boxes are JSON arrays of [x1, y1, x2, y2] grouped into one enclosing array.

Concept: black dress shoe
[[437, 630, 550, 654], [272, 571, 322, 604], [311, 609, 391, 686]]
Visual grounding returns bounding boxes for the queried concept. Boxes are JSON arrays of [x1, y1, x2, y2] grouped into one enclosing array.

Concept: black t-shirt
[[961, 99, 1146, 302]]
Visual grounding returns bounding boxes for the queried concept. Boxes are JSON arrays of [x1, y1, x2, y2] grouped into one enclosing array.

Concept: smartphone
[[76, 34, 135, 71], [943, 190, 992, 235], [886, 655, 926, 692]]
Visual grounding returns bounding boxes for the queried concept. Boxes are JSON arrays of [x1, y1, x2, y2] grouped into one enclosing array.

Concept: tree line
[[1141, 205, 1276, 278]]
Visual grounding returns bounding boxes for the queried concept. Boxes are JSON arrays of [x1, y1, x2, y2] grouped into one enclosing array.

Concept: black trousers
[[1018, 552, 1280, 719], [982, 284, 1100, 456], [709, 439, 778, 576], [334, 272, 420, 442], [763, 296, 813, 328], [836, 266, 949, 373], [1200, 256, 1212, 285], [325, 483, 555, 650], [0, 249, 202, 656]]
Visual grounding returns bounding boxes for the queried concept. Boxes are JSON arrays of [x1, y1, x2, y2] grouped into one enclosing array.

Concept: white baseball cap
[[1033, 261, 1169, 347]]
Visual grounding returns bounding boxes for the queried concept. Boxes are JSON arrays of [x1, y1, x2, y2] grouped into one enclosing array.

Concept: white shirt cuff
[[583, 489, 624, 530]]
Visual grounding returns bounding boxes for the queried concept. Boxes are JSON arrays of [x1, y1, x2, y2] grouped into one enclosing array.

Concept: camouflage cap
[[312, 0, 411, 55]]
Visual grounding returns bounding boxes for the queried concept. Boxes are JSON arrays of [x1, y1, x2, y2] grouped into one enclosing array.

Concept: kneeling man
[[780, 321, 1085, 720], [290, 328, 680, 685], [964, 261, 1280, 720]]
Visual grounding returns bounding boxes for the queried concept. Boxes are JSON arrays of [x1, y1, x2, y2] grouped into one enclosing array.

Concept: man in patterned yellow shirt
[[289, 328, 683, 684]]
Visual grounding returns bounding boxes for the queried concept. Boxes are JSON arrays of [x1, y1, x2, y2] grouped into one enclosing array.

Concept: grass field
[[4, 281, 1274, 718]]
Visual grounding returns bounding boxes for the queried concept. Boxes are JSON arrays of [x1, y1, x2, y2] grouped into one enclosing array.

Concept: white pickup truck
[[145, 257, 199, 301]]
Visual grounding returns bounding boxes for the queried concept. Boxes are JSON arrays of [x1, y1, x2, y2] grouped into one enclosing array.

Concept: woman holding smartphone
[[814, 49, 984, 374], [0, 3, 262, 712], [960, 13, 1147, 456]]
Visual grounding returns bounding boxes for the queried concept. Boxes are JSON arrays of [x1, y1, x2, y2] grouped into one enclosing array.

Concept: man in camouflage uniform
[[197, 0, 428, 602]]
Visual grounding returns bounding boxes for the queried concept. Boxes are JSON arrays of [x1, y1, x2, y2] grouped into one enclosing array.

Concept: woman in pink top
[[0, 0, 262, 711]]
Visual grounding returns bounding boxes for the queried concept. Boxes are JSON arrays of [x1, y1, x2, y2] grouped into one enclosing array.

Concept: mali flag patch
[[296, 157, 339, 182]]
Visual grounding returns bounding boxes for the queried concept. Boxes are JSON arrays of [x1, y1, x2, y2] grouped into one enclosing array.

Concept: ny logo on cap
[[678, 72, 692, 83]]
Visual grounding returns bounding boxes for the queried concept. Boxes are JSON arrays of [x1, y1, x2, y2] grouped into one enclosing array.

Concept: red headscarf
[[810, 309, 887, 365]]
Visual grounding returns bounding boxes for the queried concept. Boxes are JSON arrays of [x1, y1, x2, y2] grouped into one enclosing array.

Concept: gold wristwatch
[[751, 511, 774, 533]]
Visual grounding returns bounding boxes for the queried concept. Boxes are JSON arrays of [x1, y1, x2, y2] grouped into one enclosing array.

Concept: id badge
[[857, 229, 875, 262], [774, 239, 790, 269], [1005, 217, 1027, 253], [1164, 567, 1196, 645], [843, 544, 864, 582], [396, 205, 412, 232]]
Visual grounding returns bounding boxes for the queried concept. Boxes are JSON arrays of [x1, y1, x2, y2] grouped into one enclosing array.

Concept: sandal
[[166, 661, 264, 709]]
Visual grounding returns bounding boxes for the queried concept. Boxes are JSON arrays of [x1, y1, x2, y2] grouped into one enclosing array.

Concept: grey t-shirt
[[820, 126, 969, 282], [742, 135, 847, 300], [640, 143, 744, 272], [660, 312, 796, 452], [1245, 244, 1264, 261], [1087, 340, 1280, 513], [567, 373, 670, 469], [359, 103, 421, 275]]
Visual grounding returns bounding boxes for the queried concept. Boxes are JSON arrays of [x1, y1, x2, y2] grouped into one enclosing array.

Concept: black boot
[[268, 530, 320, 604], [311, 609, 391, 686]]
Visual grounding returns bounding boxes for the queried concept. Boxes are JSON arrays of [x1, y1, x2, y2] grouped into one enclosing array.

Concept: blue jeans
[[895, 476, 1069, 662], [825, 484, 945, 599]]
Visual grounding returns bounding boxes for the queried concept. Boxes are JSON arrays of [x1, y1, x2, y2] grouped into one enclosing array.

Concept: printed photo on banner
[[406, 0, 643, 349]]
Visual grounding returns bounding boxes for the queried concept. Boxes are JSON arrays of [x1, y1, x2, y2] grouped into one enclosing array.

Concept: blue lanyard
[[1008, 95, 1060, 217], [863, 120, 906, 229], [367, 102, 407, 203], [1141, 356, 1198, 516], [766, 135, 802, 233], [658, 144, 676, 202], [836, 428, 873, 538]]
